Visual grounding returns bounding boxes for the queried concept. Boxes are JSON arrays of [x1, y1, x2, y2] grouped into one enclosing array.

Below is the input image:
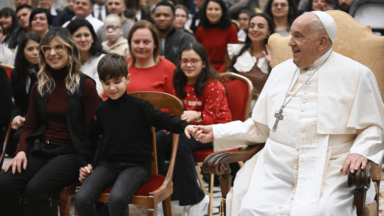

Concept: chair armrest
[[202, 144, 265, 176], [348, 163, 371, 189]]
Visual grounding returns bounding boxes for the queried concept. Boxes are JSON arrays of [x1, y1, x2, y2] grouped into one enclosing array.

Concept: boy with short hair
[[75, 53, 195, 215], [101, 14, 130, 57]]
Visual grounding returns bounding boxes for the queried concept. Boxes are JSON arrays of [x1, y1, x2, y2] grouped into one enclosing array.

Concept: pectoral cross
[[273, 108, 284, 131]]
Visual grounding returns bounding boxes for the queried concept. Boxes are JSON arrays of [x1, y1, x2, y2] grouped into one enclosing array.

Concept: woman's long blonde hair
[[37, 28, 82, 95]]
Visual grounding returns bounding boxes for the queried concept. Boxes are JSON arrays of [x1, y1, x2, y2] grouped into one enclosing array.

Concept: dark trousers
[[75, 161, 152, 216], [156, 131, 213, 206], [0, 145, 78, 216]]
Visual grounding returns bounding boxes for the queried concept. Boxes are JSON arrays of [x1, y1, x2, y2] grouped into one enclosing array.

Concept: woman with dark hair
[[195, 0, 238, 72], [67, 18, 105, 96], [156, 42, 232, 216], [0, 23, 14, 65], [30, 8, 52, 39], [0, 7, 19, 47], [7, 33, 41, 156], [0, 27, 99, 216], [264, 0, 297, 36]]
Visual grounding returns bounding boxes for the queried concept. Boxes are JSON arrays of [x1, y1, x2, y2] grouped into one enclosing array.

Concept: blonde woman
[[0, 28, 99, 216]]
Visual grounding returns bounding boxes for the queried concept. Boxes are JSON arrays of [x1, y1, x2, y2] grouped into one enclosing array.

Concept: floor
[[2, 157, 384, 216]]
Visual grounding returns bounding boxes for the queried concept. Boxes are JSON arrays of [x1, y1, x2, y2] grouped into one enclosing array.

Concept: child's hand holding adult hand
[[12, 117, 26, 130], [79, 164, 93, 183]]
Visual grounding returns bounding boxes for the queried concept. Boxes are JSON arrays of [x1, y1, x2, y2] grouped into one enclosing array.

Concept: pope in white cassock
[[190, 11, 384, 216]]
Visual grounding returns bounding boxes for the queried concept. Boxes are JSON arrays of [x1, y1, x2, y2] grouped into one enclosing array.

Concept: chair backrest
[[128, 91, 183, 175], [220, 72, 254, 121], [0, 63, 14, 80], [268, 10, 384, 178], [268, 10, 384, 100]]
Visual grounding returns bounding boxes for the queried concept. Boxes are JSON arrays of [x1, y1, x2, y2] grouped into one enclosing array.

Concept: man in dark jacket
[[58, 0, 75, 26], [154, 1, 196, 66], [8, 4, 33, 49]]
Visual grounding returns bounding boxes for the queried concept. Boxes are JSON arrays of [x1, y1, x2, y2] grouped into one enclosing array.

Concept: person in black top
[[7, 33, 41, 156], [0, 66, 12, 135], [75, 53, 195, 216]]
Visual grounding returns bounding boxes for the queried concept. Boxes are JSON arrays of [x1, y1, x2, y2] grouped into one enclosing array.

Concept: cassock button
[[308, 73, 311, 76], [301, 109, 304, 112], [304, 91, 308, 94], [296, 147, 299, 151], [307, 82, 311, 85], [294, 167, 298, 170], [303, 100, 306, 103], [295, 157, 298, 160]]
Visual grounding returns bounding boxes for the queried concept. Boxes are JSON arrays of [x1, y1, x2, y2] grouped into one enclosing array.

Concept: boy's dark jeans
[[75, 161, 152, 216]]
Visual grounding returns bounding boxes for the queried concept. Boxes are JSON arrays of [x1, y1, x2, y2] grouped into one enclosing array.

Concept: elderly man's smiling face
[[288, 13, 330, 69]]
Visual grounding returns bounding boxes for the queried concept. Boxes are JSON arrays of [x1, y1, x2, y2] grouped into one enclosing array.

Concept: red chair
[[0, 63, 14, 80], [193, 72, 253, 216]]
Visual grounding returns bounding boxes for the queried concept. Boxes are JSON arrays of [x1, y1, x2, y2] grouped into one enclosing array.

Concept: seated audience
[[174, 4, 190, 32], [0, 7, 19, 48], [105, 20, 175, 98], [300, 0, 332, 13], [227, 0, 258, 19], [0, 27, 99, 216], [226, 13, 274, 109], [190, 0, 206, 33], [156, 42, 232, 216], [96, 0, 134, 43], [0, 66, 12, 131], [8, 5, 33, 49], [75, 53, 194, 216], [0, 23, 14, 65], [339, 0, 357, 13], [264, 0, 297, 37], [15, 0, 30, 8], [195, 0, 238, 72], [101, 14, 129, 57], [92, 0, 108, 21], [8, 33, 41, 155], [67, 18, 105, 96], [58, 0, 76, 26], [62, 0, 104, 33], [30, 8, 52, 39], [237, 9, 253, 41], [154, 1, 196, 66], [39, 0, 62, 27]]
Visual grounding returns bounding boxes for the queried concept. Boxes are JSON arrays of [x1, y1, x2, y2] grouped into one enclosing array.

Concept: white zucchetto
[[311, 11, 338, 43]]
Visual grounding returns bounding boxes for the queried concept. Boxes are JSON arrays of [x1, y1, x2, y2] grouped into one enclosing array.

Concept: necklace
[[272, 50, 333, 131]]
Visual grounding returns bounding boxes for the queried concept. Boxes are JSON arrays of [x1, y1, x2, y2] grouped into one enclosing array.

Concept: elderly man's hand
[[192, 125, 214, 143], [340, 153, 368, 175]]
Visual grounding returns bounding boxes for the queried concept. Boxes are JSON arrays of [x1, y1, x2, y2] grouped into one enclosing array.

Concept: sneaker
[[187, 194, 209, 216]]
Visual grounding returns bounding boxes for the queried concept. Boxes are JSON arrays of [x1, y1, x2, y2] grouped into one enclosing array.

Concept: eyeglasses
[[272, 3, 288, 7], [40, 44, 65, 54], [180, 58, 202, 66], [175, 14, 187, 18], [103, 25, 121, 31]]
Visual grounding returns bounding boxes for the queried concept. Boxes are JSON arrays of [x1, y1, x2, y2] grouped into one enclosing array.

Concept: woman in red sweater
[[101, 20, 176, 100], [156, 42, 232, 216], [0, 28, 99, 215], [195, 0, 238, 73]]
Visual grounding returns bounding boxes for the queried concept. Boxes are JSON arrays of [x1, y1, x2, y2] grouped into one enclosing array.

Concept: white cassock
[[212, 48, 384, 216]]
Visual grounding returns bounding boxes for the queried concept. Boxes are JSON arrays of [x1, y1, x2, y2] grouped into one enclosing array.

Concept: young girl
[[8, 33, 41, 155], [156, 42, 232, 216]]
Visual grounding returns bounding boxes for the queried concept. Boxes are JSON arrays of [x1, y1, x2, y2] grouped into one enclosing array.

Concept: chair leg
[[59, 191, 72, 216], [147, 206, 156, 216], [162, 197, 172, 216], [196, 165, 208, 194], [207, 173, 214, 216]]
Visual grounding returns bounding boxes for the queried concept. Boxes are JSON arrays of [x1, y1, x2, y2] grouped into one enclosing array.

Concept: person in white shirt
[[0, 23, 14, 66], [62, 0, 104, 33], [67, 18, 105, 96]]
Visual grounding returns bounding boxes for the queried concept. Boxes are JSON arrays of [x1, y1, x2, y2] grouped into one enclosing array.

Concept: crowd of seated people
[[0, 0, 380, 215]]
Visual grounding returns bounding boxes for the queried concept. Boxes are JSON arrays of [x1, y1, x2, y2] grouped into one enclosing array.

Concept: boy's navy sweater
[[79, 92, 190, 167]]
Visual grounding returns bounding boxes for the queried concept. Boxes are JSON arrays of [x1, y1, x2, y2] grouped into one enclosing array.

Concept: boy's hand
[[12, 117, 26, 130], [79, 164, 93, 183], [163, 130, 171, 135], [192, 125, 214, 143], [184, 125, 197, 139]]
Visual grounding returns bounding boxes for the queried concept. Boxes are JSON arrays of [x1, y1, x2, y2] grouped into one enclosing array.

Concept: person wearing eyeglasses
[[264, 0, 298, 37], [0, 27, 99, 216], [156, 42, 232, 216], [101, 14, 129, 57], [174, 4, 191, 33], [67, 18, 105, 96], [237, 9, 254, 41]]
